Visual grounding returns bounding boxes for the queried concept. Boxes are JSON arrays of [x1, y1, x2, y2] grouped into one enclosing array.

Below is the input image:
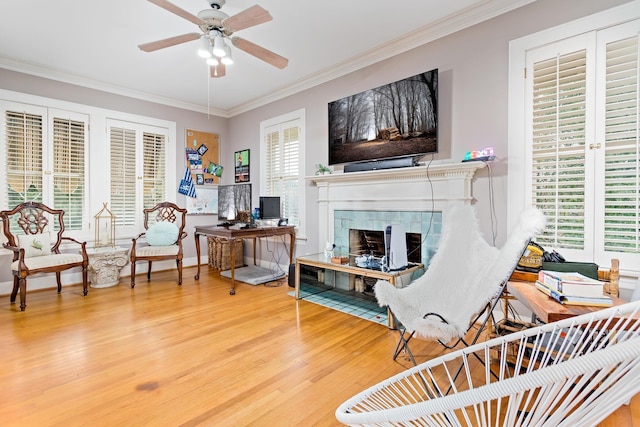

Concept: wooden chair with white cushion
[[0, 201, 89, 311], [130, 202, 187, 288]]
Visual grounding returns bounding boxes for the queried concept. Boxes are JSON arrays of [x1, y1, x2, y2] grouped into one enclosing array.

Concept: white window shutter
[[265, 127, 280, 195], [594, 20, 640, 268], [142, 131, 166, 209], [281, 125, 300, 223], [109, 126, 137, 227], [530, 49, 589, 250], [52, 116, 86, 230], [263, 120, 300, 225], [5, 110, 44, 207], [603, 35, 639, 253]]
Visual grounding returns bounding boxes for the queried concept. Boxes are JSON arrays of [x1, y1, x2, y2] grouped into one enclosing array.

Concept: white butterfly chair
[[375, 205, 545, 365], [336, 299, 640, 426]]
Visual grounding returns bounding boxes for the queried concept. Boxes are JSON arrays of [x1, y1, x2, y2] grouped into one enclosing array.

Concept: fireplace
[[338, 210, 439, 269], [308, 162, 485, 290]]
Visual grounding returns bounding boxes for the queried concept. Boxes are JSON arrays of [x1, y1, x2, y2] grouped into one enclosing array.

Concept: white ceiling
[[0, 0, 532, 117]]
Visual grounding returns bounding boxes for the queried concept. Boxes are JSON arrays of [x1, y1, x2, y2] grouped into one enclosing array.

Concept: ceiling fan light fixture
[[221, 46, 233, 65], [206, 55, 219, 66], [213, 35, 226, 57], [197, 36, 211, 58]]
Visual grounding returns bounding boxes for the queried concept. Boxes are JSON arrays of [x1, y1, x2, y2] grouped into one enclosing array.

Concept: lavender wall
[[227, 0, 629, 256]]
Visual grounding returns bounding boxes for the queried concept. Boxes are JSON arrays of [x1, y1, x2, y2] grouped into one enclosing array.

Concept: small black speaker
[[288, 264, 296, 287], [344, 156, 416, 173]]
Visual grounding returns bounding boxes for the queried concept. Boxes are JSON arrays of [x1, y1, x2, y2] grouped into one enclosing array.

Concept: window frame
[[107, 119, 171, 236], [259, 108, 306, 239], [508, 2, 640, 277]]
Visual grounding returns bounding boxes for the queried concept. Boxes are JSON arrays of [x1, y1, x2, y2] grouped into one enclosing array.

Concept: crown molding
[[0, 56, 228, 118], [0, 0, 534, 118], [228, 0, 535, 116]]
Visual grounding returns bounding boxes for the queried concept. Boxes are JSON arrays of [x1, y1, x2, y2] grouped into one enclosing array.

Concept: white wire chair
[[336, 300, 640, 426]]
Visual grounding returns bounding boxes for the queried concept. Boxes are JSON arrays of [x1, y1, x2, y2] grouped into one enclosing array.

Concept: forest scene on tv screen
[[328, 68, 438, 165]]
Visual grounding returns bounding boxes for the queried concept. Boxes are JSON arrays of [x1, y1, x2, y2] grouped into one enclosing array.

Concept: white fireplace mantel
[[306, 161, 486, 251]]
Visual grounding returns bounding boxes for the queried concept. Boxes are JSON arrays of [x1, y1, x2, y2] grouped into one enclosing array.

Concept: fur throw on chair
[[375, 205, 546, 343]]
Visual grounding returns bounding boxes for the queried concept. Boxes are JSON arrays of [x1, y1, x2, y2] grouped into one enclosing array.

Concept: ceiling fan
[[138, 0, 288, 78]]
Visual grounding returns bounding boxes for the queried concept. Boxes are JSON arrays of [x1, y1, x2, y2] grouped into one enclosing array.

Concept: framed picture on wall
[[234, 149, 250, 183]]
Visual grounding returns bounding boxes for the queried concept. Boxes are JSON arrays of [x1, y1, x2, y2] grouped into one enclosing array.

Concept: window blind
[[281, 126, 300, 223], [603, 35, 639, 253], [531, 49, 587, 250], [264, 120, 299, 225], [5, 110, 43, 207], [52, 117, 85, 230], [142, 131, 166, 209], [110, 126, 137, 227]]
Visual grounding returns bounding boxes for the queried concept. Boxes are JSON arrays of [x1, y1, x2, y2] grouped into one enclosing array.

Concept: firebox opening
[[348, 228, 421, 265]]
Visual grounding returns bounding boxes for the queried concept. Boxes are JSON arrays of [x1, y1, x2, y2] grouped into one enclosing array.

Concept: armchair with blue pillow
[[130, 202, 187, 288]]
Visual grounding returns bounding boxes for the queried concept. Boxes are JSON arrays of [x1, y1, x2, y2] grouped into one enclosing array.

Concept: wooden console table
[[295, 253, 424, 328], [194, 225, 296, 295]]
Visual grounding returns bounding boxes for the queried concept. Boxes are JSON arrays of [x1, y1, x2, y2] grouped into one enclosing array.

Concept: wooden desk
[[194, 225, 296, 295], [507, 280, 626, 323]]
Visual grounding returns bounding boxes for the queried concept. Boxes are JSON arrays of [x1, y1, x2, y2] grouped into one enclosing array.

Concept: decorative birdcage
[[94, 203, 116, 248]]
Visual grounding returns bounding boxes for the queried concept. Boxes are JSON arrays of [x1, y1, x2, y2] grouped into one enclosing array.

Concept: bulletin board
[[185, 129, 221, 186]]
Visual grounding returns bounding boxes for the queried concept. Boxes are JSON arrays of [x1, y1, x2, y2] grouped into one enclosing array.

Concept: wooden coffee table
[[507, 280, 626, 323]]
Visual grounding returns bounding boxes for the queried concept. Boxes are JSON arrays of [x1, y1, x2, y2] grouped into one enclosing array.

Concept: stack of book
[[536, 270, 613, 307]]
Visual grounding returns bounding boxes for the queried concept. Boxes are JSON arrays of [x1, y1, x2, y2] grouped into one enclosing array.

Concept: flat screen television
[[259, 196, 281, 220], [328, 68, 438, 165], [217, 183, 252, 223]]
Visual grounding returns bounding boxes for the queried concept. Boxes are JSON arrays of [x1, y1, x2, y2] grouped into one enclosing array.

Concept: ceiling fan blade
[[223, 5, 272, 33], [210, 63, 226, 78], [138, 33, 200, 52], [147, 0, 203, 25], [231, 37, 288, 69]]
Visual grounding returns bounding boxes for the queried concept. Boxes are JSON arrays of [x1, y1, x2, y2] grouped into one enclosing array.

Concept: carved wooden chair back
[[1, 201, 66, 256], [0, 201, 88, 311], [143, 202, 187, 239]]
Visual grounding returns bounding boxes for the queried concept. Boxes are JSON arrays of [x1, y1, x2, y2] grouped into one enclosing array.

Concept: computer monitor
[[259, 196, 281, 220]]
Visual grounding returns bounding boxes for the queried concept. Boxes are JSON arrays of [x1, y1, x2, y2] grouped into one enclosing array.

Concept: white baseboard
[[0, 256, 205, 296], [0, 255, 291, 296]]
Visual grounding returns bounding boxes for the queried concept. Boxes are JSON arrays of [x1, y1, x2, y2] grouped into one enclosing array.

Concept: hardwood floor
[[0, 267, 638, 426]]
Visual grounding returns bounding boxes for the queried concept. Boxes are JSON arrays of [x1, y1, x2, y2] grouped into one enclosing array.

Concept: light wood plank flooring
[[0, 267, 638, 426]]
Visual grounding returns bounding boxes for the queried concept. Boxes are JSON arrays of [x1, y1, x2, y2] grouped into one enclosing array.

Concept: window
[[108, 120, 169, 234], [260, 109, 305, 236], [509, 6, 640, 275], [3, 104, 88, 232], [1, 90, 176, 242]]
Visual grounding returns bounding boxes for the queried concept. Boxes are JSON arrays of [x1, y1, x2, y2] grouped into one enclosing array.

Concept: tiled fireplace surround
[[309, 161, 486, 288]]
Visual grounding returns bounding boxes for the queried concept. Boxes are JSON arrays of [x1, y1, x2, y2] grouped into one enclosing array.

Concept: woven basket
[[518, 253, 542, 269], [208, 237, 244, 270]]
